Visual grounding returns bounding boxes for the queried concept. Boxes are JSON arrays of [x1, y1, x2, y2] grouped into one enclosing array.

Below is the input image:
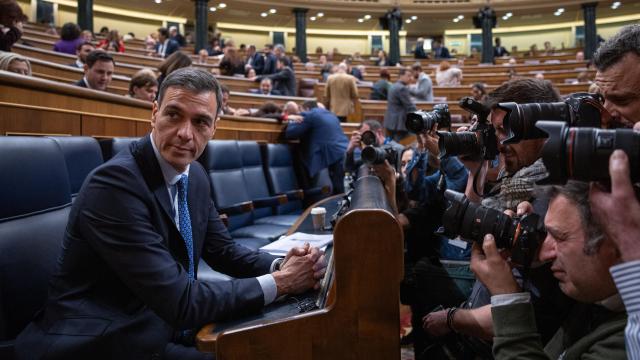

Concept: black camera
[[498, 92, 606, 144], [536, 121, 640, 184], [405, 104, 451, 133], [360, 130, 377, 146], [361, 145, 399, 169], [438, 97, 498, 160], [442, 190, 545, 269]]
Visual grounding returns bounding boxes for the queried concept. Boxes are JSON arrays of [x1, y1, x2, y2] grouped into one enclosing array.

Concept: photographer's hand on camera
[[346, 130, 361, 154], [470, 234, 521, 296], [590, 150, 640, 262]]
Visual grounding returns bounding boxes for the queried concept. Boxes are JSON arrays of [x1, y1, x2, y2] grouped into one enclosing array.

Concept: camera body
[[438, 97, 498, 160], [498, 92, 605, 144], [360, 130, 378, 147], [405, 104, 451, 133], [361, 144, 399, 169], [442, 190, 545, 269]]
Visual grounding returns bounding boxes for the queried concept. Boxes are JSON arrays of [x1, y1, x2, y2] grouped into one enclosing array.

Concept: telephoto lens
[[537, 121, 640, 184], [360, 130, 377, 146], [361, 146, 388, 165], [497, 93, 603, 144], [405, 104, 451, 133], [437, 131, 482, 158]]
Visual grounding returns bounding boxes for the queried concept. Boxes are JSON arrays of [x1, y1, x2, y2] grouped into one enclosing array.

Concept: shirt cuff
[[256, 274, 278, 306], [610, 260, 640, 314], [491, 292, 531, 307]]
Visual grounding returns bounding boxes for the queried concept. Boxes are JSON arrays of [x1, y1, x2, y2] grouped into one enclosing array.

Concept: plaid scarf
[[481, 158, 548, 211]]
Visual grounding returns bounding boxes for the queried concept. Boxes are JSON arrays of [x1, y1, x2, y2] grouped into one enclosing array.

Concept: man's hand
[[346, 131, 362, 153], [470, 235, 520, 295], [287, 114, 304, 123], [423, 131, 440, 158], [590, 150, 640, 262], [422, 310, 450, 337], [273, 247, 322, 296]]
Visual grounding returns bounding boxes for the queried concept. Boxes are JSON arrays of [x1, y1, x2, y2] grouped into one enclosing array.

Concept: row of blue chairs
[[0, 135, 329, 358]]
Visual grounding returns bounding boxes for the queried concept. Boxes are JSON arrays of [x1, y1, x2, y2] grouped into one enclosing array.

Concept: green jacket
[[492, 302, 627, 359]]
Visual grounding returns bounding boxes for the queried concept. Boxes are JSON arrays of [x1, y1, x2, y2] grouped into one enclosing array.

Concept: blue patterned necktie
[[176, 174, 195, 280]]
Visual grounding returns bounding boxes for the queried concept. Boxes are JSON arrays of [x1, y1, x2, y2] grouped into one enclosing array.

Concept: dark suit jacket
[[73, 78, 88, 88], [414, 43, 428, 59], [155, 39, 180, 57], [433, 46, 450, 59], [494, 46, 510, 57], [68, 61, 82, 68], [15, 136, 277, 360], [384, 81, 417, 132], [248, 53, 264, 74], [285, 108, 348, 177], [258, 67, 296, 97], [262, 53, 277, 75]]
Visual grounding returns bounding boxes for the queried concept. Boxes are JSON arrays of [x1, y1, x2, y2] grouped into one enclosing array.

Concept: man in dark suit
[[285, 100, 348, 194], [155, 27, 180, 58], [68, 41, 94, 68], [169, 26, 186, 47], [414, 37, 428, 59], [432, 40, 450, 59], [253, 57, 296, 97], [73, 50, 114, 92], [261, 44, 277, 75], [384, 67, 417, 141], [245, 45, 264, 74], [16, 68, 325, 360], [493, 37, 510, 57]]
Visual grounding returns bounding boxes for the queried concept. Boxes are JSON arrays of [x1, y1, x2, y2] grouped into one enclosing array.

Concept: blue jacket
[[404, 151, 468, 207], [285, 108, 348, 177]]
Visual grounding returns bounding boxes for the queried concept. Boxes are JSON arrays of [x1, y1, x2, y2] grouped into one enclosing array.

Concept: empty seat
[[48, 136, 104, 197], [198, 140, 289, 248], [99, 137, 140, 161], [0, 137, 73, 358], [238, 141, 299, 227]]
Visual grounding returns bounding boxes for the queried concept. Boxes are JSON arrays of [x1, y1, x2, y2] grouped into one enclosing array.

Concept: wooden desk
[[197, 175, 403, 359]]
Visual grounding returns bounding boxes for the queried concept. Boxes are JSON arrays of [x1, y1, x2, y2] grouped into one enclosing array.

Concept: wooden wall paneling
[[0, 103, 81, 136], [81, 115, 141, 138]]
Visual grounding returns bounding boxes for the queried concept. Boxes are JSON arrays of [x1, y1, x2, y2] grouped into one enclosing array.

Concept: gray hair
[[274, 44, 285, 52], [593, 24, 640, 71], [0, 51, 32, 76], [157, 68, 222, 116], [539, 181, 606, 255]]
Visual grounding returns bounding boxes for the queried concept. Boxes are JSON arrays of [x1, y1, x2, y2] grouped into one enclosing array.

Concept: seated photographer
[[471, 182, 627, 359], [344, 119, 404, 174]]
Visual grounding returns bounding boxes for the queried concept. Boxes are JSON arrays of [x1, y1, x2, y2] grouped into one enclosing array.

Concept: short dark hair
[[471, 82, 486, 94], [128, 70, 158, 96], [484, 78, 562, 109], [302, 100, 318, 110], [593, 24, 640, 71], [398, 67, 411, 76], [76, 41, 94, 51], [157, 68, 223, 116], [379, 69, 390, 80], [85, 51, 115, 68], [361, 119, 383, 132], [158, 27, 169, 38], [60, 22, 81, 41], [0, 0, 27, 26], [264, 44, 274, 50], [277, 56, 291, 68], [539, 181, 606, 255], [411, 63, 422, 73], [157, 51, 192, 77]]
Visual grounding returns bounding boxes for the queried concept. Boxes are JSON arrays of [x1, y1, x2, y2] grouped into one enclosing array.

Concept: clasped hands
[[273, 243, 327, 297]]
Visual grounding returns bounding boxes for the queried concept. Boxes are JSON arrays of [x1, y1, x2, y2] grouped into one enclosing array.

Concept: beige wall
[[221, 29, 271, 49], [58, 6, 162, 38], [499, 28, 574, 52]]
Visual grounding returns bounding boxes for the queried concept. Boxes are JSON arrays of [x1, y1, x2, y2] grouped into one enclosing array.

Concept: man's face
[[471, 87, 483, 101], [8, 60, 29, 75], [260, 80, 272, 94], [221, 91, 229, 107], [133, 84, 158, 102], [490, 108, 544, 173], [401, 149, 414, 177], [595, 53, 640, 125], [538, 195, 619, 302], [151, 87, 218, 172], [77, 44, 94, 63], [274, 47, 283, 57], [84, 60, 114, 91], [400, 71, 413, 84]]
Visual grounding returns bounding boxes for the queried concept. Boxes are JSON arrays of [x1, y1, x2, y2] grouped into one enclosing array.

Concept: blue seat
[[238, 141, 299, 227], [198, 140, 289, 248], [0, 137, 73, 359], [263, 144, 305, 216], [99, 137, 140, 161], [48, 136, 104, 198]]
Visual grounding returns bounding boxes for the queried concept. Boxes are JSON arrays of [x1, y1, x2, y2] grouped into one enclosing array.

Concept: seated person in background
[[69, 41, 95, 68], [414, 37, 428, 59], [154, 27, 180, 58], [169, 26, 185, 47], [352, 52, 364, 61], [470, 82, 487, 102], [324, 62, 359, 122], [97, 30, 125, 53], [472, 182, 626, 359], [219, 85, 250, 116], [197, 49, 209, 65], [370, 69, 392, 100], [409, 64, 434, 102], [157, 51, 192, 89], [285, 100, 348, 194], [0, 51, 31, 75], [251, 57, 296, 97], [253, 78, 280, 96], [252, 101, 284, 120], [0, 0, 26, 52], [344, 119, 405, 174], [304, 62, 315, 72], [431, 40, 451, 59], [245, 68, 256, 78], [128, 69, 158, 102], [376, 50, 388, 67], [435, 61, 462, 87], [219, 46, 245, 76], [543, 41, 555, 55], [53, 22, 83, 55], [493, 37, 510, 57], [80, 30, 93, 42], [16, 68, 326, 360], [576, 51, 585, 62], [343, 58, 363, 81], [74, 50, 114, 91]]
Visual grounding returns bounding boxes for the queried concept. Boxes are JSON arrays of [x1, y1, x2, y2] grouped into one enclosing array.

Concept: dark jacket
[[155, 39, 180, 58], [15, 136, 276, 360], [433, 46, 451, 59], [73, 78, 89, 88], [247, 53, 263, 74], [258, 67, 296, 97], [0, 25, 22, 51], [384, 81, 417, 132], [285, 108, 348, 177], [219, 56, 245, 76], [370, 79, 390, 100], [262, 53, 277, 75], [414, 42, 428, 59], [494, 46, 510, 57]]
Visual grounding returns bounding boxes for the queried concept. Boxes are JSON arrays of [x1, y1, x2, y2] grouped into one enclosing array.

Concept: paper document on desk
[[260, 232, 333, 256]]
